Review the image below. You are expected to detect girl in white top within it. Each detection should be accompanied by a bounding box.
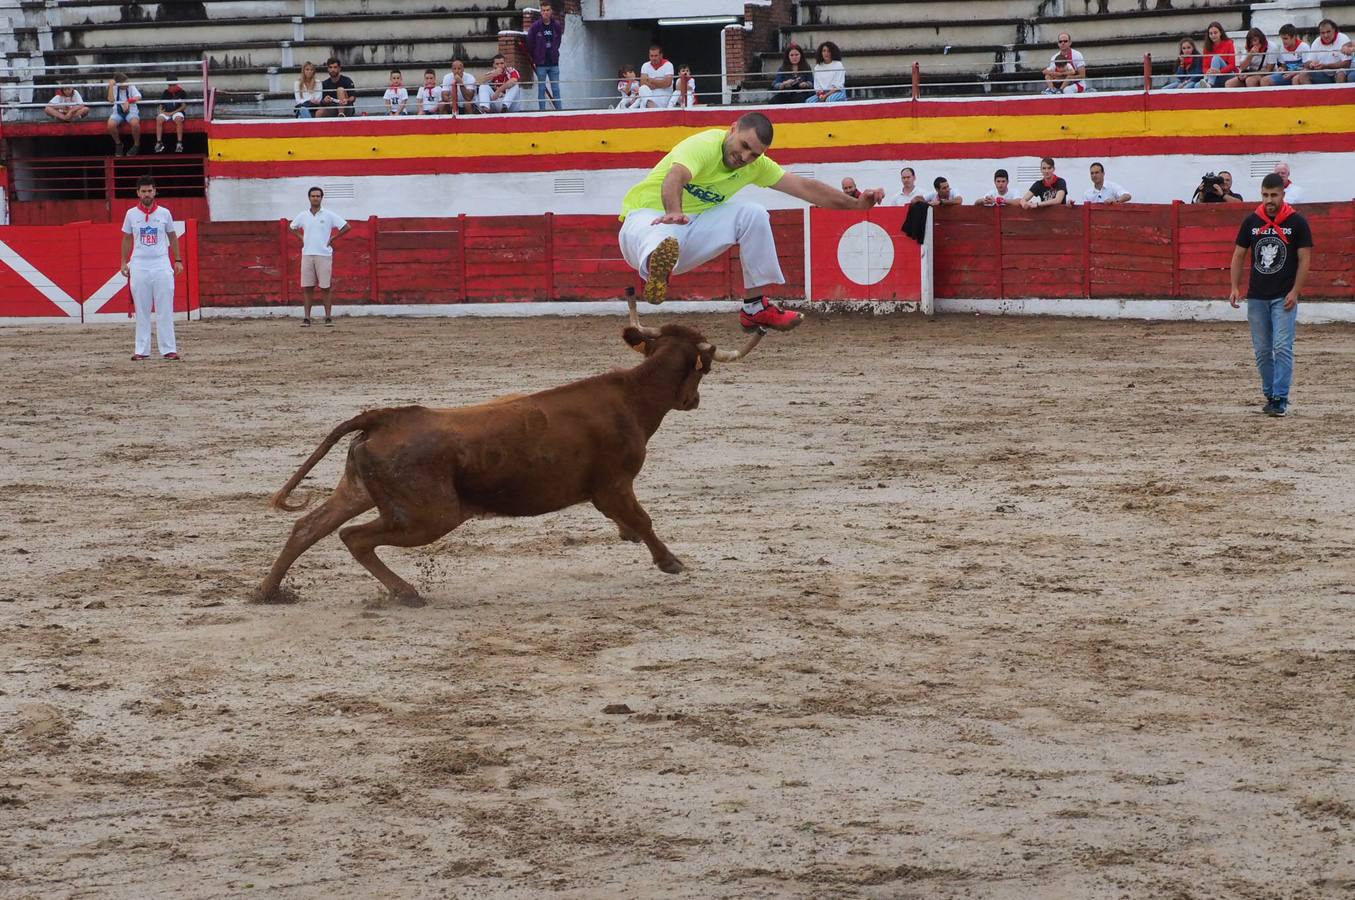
[414,69,443,114]
[441,60,477,114]
[806,41,846,103]
[45,86,89,121]
[294,61,322,118]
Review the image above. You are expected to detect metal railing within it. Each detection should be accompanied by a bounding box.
[0,59,210,123]
[6,154,206,202]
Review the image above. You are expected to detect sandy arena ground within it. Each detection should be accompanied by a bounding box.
[1,312,1353,899]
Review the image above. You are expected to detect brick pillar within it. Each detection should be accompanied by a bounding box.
[561,0,582,14]
[727,0,793,94]
[499,31,529,73]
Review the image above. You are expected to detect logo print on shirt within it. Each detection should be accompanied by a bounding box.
[138,225,159,247]
[684,183,726,205]
[1254,236,1286,275]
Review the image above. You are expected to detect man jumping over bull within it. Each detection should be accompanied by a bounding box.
[620,111,883,332]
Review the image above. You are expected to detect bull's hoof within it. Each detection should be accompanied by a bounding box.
[657,556,686,575]
[395,590,427,608]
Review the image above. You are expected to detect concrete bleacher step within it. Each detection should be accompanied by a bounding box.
[801,0,1042,25]
[48,0,519,26]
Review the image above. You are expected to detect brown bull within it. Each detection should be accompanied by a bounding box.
[257,315,762,606]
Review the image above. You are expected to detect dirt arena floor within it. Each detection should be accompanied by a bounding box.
[2,312,1353,899]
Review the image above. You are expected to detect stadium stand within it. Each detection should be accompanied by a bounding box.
[751,0,1355,97]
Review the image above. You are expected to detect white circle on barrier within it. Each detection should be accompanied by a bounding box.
[836,221,894,286]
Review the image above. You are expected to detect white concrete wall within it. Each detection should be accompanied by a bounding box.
[207,149,1349,221]
[581,0,747,20]
[560,16,654,109]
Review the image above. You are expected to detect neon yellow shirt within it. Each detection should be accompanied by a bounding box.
[620,129,786,220]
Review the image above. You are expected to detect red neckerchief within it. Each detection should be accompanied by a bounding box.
[1283,179,1292,189]
[1254,203,1295,243]
[139,202,158,222]
[1042,173,1059,189]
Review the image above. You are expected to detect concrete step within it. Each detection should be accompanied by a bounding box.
[785,22,1020,53]
[48,0,518,26]
[1046,8,1246,45]
[802,1,1041,25]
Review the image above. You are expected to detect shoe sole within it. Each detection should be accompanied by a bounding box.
[643,237,680,305]
[741,311,804,334]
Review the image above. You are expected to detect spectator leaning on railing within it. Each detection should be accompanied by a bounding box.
[1293,19,1352,85]
[1083,162,1131,204]
[772,44,814,104]
[106,73,142,156]
[442,59,477,115]
[1225,29,1276,88]
[806,41,846,103]
[1200,21,1237,88]
[1164,38,1204,89]
[294,61,323,118]
[669,64,699,109]
[45,85,90,121]
[1267,24,1310,86]
[1021,157,1067,208]
[975,169,1019,207]
[925,177,963,207]
[1043,33,1087,94]
[885,167,924,206]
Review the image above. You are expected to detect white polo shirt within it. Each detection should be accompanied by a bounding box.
[885,186,923,207]
[1084,182,1128,203]
[290,208,348,257]
[121,203,176,270]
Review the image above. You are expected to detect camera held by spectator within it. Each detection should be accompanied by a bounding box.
[1193,172,1228,203]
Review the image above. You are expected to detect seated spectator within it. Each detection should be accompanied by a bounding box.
[1293,18,1352,84]
[383,69,410,115]
[106,73,142,156]
[668,64,699,109]
[1266,24,1309,86]
[477,54,522,113]
[841,177,861,199]
[806,41,847,103]
[294,61,323,118]
[1043,33,1087,94]
[1200,22,1238,88]
[1226,28,1276,87]
[414,69,442,115]
[154,75,188,154]
[1273,161,1303,203]
[1344,37,1355,82]
[318,58,356,118]
[45,85,89,121]
[1020,157,1068,208]
[772,44,814,104]
[926,177,964,206]
[975,168,1019,206]
[1192,169,1243,203]
[616,65,641,110]
[884,167,924,206]
[1164,38,1204,89]
[637,44,674,108]
[1083,162,1131,203]
[442,59,477,114]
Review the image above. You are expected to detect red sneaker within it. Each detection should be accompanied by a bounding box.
[130,354,149,361]
[739,299,803,333]
[643,237,680,305]
[162,352,181,360]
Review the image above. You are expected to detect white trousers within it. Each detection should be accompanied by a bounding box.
[619,202,785,293]
[131,265,176,356]
[477,83,520,112]
[636,85,672,108]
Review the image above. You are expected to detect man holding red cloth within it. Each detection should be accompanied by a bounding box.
[1229,174,1313,418]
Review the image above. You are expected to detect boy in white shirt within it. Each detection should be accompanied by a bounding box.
[106,73,142,156]
[415,69,442,114]
[668,64,699,109]
[1267,24,1311,85]
[617,64,641,110]
[975,168,1020,206]
[120,175,183,360]
[441,59,477,114]
[382,69,409,114]
[289,186,352,327]
[637,45,674,108]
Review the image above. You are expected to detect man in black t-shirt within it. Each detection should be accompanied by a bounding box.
[1020,156,1068,208]
[318,57,356,117]
[1228,173,1313,417]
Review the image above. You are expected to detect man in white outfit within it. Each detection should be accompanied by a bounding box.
[289,186,351,326]
[120,175,183,361]
[619,111,883,333]
[637,45,674,109]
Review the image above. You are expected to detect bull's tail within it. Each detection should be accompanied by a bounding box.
[268,411,382,512]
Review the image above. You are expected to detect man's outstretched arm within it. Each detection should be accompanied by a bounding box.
[771,173,882,210]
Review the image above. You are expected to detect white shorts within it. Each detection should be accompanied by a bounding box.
[301,254,334,289]
[157,111,185,121]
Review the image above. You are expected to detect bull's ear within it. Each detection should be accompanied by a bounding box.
[622,326,648,353]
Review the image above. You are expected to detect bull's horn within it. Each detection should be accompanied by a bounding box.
[701,331,764,363]
[626,298,661,338]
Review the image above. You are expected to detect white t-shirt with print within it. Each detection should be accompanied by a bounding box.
[640,59,675,103]
[1084,182,1128,203]
[1308,33,1352,66]
[122,203,176,270]
[382,86,409,112]
[1276,41,1310,70]
[290,208,348,257]
[51,90,84,107]
[415,85,441,112]
[112,83,142,109]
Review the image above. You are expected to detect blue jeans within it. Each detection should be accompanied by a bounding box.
[1247,297,1298,401]
[537,65,561,109]
[805,90,847,102]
